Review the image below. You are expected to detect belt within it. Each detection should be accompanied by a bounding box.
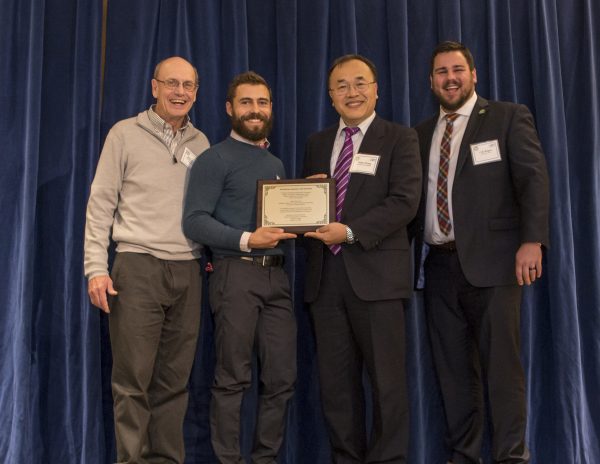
[237,255,285,267]
[427,241,457,253]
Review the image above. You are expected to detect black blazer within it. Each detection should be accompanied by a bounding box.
[302,115,421,302]
[413,97,550,287]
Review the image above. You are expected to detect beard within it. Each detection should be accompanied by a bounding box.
[230,110,273,142]
[434,79,475,112]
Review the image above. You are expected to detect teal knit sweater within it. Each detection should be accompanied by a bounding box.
[183,137,286,257]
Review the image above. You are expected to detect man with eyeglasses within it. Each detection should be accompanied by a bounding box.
[183,71,297,464]
[302,54,421,463]
[84,56,209,464]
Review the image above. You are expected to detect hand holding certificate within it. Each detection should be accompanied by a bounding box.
[248,226,297,248]
[256,178,336,233]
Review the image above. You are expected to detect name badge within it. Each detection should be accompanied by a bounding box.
[349,153,380,175]
[180,147,198,167]
[470,140,501,165]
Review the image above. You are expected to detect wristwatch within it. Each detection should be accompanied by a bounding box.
[345,226,357,244]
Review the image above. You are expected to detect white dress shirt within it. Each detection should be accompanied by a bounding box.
[330,111,377,174]
[424,92,478,244]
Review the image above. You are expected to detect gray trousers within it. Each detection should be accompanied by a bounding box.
[208,257,297,464]
[109,252,202,464]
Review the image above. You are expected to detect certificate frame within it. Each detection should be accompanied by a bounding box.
[256,179,336,233]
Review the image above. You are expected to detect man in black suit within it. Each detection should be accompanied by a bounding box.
[302,54,421,463]
[413,41,550,463]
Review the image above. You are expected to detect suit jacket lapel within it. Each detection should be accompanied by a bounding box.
[344,116,385,208]
[456,96,489,176]
[421,119,436,165]
[419,117,437,206]
[316,126,338,175]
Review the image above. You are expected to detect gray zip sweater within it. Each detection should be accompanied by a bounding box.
[84,110,210,279]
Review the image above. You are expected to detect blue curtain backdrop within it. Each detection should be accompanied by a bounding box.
[1,0,599,462]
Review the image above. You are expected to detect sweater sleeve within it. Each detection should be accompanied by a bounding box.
[83,127,125,278]
[182,149,245,251]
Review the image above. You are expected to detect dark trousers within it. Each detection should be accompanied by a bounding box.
[310,252,409,464]
[109,252,202,464]
[208,257,297,464]
[424,248,530,464]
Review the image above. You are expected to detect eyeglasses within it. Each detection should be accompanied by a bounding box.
[330,81,376,96]
[155,78,198,92]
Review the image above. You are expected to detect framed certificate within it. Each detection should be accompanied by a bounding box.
[256,179,336,233]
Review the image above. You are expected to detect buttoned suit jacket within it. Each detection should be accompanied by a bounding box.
[302,115,421,303]
[413,97,550,287]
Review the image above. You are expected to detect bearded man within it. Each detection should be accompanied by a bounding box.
[183,71,297,464]
[412,41,549,464]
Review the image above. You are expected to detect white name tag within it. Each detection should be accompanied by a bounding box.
[470,140,501,165]
[349,153,380,175]
[180,147,198,167]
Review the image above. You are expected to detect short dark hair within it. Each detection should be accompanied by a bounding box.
[327,54,378,88]
[153,56,199,85]
[430,41,475,75]
[226,71,272,103]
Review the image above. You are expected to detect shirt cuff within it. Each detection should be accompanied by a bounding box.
[240,231,252,252]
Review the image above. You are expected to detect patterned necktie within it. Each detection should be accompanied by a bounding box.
[330,126,360,255]
[437,113,459,235]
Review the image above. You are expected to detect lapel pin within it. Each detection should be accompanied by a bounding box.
[479,108,486,115]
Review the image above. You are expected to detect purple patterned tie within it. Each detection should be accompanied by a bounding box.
[329,126,360,255]
[437,113,459,235]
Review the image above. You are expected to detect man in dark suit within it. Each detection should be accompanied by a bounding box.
[302,54,421,463]
[413,41,550,463]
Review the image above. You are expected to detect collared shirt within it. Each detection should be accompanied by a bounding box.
[424,92,478,244]
[229,130,270,150]
[228,130,271,251]
[147,105,190,156]
[330,111,377,174]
